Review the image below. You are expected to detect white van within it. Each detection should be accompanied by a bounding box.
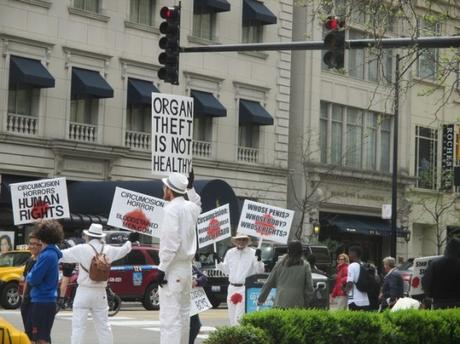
[408,255,441,298]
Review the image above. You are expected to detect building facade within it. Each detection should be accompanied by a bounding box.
[0,0,293,245]
[289,0,460,263]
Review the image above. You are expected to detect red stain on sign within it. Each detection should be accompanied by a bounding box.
[255,214,275,236]
[411,276,420,289]
[207,217,220,238]
[123,208,150,233]
[31,201,50,219]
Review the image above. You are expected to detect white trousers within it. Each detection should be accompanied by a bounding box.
[71,286,112,344]
[159,264,192,344]
[227,285,245,326]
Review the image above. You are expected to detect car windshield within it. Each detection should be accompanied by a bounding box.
[0,252,30,267]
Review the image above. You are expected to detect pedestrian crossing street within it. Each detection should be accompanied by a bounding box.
[56,313,216,340]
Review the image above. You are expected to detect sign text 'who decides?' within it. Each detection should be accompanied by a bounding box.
[152,95,194,174]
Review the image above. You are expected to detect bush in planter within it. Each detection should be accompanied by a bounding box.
[203,324,269,344]
[241,309,288,344]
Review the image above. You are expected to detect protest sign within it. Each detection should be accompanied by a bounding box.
[190,287,212,316]
[237,200,294,244]
[152,93,194,176]
[10,177,69,225]
[107,187,167,238]
[196,204,231,249]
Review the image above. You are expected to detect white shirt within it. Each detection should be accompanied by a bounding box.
[218,247,265,285]
[60,239,132,288]
[158,188,201,272]
[346,262,370,306]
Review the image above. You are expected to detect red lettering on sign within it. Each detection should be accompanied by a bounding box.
[255,213,275,236]
[31,201,49,219]
[123,208,150,232]
[207,217,220,238]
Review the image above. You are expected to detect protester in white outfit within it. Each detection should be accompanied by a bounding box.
[218,234,265,326]
[60,224,138,344]
[158,171,202,344]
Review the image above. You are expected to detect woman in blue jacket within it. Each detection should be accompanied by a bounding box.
[27,220,64,344]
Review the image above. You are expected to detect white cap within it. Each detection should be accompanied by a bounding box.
[162,172,188,194]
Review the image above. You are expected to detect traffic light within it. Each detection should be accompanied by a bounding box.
[158,5,181,85]
[323,16,345,69]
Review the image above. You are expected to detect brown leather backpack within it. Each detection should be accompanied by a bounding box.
[80,243,111,282]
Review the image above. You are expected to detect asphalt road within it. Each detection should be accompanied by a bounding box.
[0,303,230,344]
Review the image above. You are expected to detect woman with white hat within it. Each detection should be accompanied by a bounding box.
[218,233,265,326]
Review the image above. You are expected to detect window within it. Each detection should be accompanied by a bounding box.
[331,104,343,165]
[415,126,438,189]
[193,117,212,142]
[193,8,215,40]
[130,0,155,26]
[127,250,146,265]
[365,113,377,170]
[380,116,391,172]
[127,104,151,133]
[8,86,39,117]
[320,101,392,172]
[70,98,98,125]
[417,20,440,80]
[348,29,365,79]
[242,24,263,43]
[346,108,363,168]
[368,49,393,83]
[239,123,259,148]
[320,102,328,163]
[74,0,99,12]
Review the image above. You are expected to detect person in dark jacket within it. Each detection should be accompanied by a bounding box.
[26,220,64,344]
[379,256,404,310]
[257,240,314,308]
[189,264,207,344]
[422,238,460,309]
[21,230,41,340]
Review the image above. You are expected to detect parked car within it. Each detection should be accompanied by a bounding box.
[201,242,332,308]
[0,250,31,309]
[110,244,160,310]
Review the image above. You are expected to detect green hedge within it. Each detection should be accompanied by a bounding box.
[204,309,460,344]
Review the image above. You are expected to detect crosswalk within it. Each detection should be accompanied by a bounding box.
[56,313,216,339]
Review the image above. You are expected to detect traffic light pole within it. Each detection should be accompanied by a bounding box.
[391,54,400,259]
[179,35,460,258]
[180,36,460,53]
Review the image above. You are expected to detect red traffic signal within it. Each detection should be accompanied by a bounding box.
[323,16,345,69]
[158,5,181,85]
[160,6,179,20]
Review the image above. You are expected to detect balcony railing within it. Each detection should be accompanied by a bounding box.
[237,146,259,163]
[125,130,151,151]
[68,122,97,142]
[193,140,212,158]
[7,113,38,135]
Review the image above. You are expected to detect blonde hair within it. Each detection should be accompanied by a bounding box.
[338,253,349,264]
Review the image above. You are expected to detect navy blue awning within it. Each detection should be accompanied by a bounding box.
[67,179,240,229]
[9,56,55,88]
[128,78,159,105]
[322,213,406,237]
[71,67,114,100]
[239,99,273,125]
[194,0,230,13]
[191,90,227,118]
[243,0,277,25]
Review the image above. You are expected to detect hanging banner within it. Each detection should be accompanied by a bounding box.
[190,287,212,316]
[152,93,194,176]
[237,200,294,244]
[196,204,231,249]
[10,177,69,225]
[107,187,167,238]
[441,124,454,190]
